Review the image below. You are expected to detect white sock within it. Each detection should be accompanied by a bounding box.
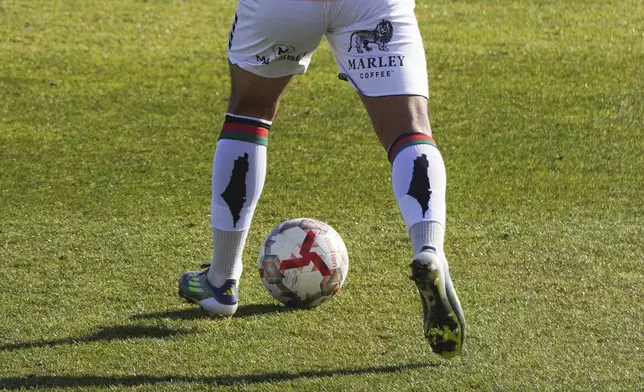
[207,114,270,287]
[389,132,447,254]
[208,228,249,287]
[409,220,445,255]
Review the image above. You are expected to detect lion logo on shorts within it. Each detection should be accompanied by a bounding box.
[347,20,394,54]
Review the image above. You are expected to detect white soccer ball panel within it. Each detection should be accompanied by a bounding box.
[297,270,324,298]
[282,268,300,290]
[282,225,309,245]
[270,230,305,260]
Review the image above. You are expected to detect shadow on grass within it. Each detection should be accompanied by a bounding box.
[0,362,440,389]
[132,303,295,320]
[0,325,193,352]
[3,304,296,352]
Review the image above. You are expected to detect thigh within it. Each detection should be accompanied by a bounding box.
[326,0,429,98]
[228,0,327,78]
[228,63,292,121]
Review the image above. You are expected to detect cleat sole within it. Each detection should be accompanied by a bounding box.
[411,254,465,359]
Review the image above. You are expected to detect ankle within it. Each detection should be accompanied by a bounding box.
[410,220,445,255]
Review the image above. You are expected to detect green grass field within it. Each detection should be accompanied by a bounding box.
[1,0,642,390]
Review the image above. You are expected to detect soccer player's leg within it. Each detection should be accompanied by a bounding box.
[179,0,325,317]
[178,66,292,317]
[326,0,466,356]
[362,95,466,358]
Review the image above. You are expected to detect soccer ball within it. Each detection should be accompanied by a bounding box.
[258,218,349,308]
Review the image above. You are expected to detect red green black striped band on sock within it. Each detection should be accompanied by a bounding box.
[387,132,436,163]
[219,116,270,146]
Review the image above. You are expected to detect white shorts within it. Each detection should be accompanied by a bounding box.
[227,0,428,98]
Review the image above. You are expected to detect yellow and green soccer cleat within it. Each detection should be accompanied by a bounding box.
[178,264,238,317]
[410,246,466,358]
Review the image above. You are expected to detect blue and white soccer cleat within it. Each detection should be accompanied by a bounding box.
[410,246,466,358]
[178,264,238,317]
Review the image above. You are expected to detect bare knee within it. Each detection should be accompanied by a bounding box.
[228,92,280,120]
[359,94,432,149]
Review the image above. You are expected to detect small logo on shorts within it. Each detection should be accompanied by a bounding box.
[347,20,394,53]
[256,44,307,65]
[273,44,295,57]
